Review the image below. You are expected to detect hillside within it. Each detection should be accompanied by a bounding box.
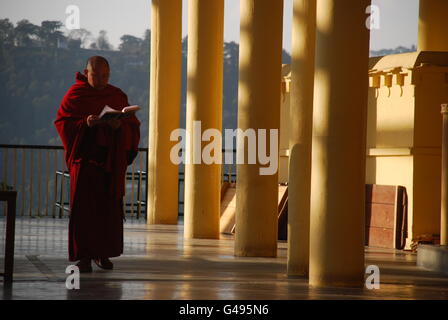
[0,40,291,147]
[0,18,415,147]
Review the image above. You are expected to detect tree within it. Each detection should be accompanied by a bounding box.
[143,29,150,43]
[97,30,112,50]
[119,34,142,54]
[15,19,39,47]
[141,29,150,53]
[68,28,92,48]
[39,20,64,47]
[182,36,188,55]
[67,38,81,50]
[0,19,15,46]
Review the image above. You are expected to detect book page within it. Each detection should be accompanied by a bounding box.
[99,105,119,118]
[122,105,140,113]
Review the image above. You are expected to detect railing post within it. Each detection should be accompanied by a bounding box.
[29,150,33,217]
[45,150,49,216]
[13,149,17,192]
[131,161,135,217]
[21,149,25,217]
[38,150,42,217]
[59,171,65,219]
[137,151,143,219]
[2,148,7,215]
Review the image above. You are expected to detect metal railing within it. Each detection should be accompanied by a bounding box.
[0,144,148,219]
[0,144,236,219]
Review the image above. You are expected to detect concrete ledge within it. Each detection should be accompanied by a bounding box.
[417,244,448,275]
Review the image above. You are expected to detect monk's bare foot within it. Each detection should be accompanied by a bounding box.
[94,258,113,270]
[76,258,92,273]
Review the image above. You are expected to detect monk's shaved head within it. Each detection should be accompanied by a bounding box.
[84,56,110,89]
[86,56,110,71]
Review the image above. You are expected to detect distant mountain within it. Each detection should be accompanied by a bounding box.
[0,19,291,147]
[1,18,414,147]
[370,45,417,57]
[0,45,148,146]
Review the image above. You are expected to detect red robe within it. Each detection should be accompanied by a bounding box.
[54,72,140,261]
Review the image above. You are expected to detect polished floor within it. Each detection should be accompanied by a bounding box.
[1,217,448,300]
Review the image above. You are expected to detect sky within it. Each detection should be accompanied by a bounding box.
[1,0,419,53]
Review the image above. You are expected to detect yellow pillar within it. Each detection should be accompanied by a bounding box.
[184,0,224,239]
[147,0,182,224]
[287,0,316,277]
[418,0,448,51]
[235,0,283,257]
[309,0,370,287]
[441,104,448,245]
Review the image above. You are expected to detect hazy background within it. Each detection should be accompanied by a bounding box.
[0,0,421,217]
[0,0,421,147]
[1,0,419,53]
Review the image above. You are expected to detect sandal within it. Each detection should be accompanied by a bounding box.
[94,258,114,270]
[76,259,92,273]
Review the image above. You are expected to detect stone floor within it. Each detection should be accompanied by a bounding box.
[1,217,448,300]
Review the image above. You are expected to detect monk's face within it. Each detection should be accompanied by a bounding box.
[84,63,110,90]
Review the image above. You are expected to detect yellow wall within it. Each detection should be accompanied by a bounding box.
[367,52,448,247]
[413,67,448,236]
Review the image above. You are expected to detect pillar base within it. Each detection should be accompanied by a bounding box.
[287,273,308,279]
[309,278,365,289]
[235,248,277,258]
[151,219,178,225]
[287,269,308,278]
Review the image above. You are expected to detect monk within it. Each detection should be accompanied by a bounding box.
[54,56,140,272]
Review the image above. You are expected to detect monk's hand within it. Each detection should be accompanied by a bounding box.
[107,119,121,130]
[87,115,102,127]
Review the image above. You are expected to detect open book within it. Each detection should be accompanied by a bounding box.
[99,105,140,120]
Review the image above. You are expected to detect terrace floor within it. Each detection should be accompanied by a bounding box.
[1,217,448,300]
